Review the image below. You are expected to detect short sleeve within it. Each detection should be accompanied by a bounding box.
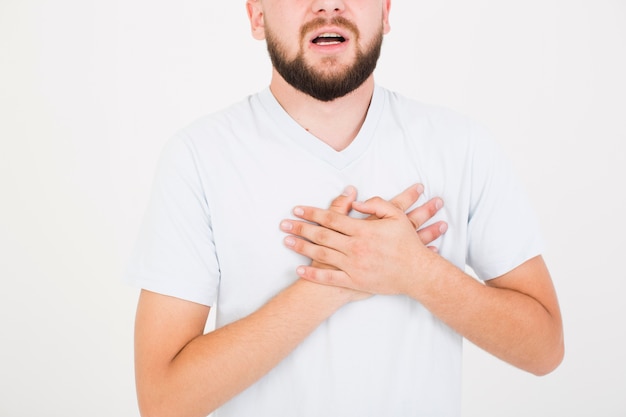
[466,123,544,280]
[124,133,220,306]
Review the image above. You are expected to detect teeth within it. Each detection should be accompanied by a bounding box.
[319,32,341,38]
[313,32,345,45]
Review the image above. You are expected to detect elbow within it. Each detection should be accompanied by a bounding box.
[530,337,565,377]
[137,397,191,417]
[136,389,178,417]
[137,393,167,417]
[138,401,187,417]
[529,311,565,376]
[137,386,219,417]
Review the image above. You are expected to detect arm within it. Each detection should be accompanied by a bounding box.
[135,280,356,417]
[134,185,446,417]
[281,196,564,375]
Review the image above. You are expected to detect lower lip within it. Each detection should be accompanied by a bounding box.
[308,39,350,54]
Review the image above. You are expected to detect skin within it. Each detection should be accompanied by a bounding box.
[135,185,447,417]
[133,1,564,416]
[281,198,564,375]
[247,0,391,150]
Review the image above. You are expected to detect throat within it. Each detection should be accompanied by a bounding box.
[270,70,375,151]
[301,111,366,152]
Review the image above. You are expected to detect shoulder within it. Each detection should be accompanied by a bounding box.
[377,86,496,154]
[177,90,267,144]
[380,87,470,129]
[156,90,271,166]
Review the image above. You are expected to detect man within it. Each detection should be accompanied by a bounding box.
[126,1,564,416]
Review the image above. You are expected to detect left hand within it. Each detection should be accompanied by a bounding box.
[281,193,443,296]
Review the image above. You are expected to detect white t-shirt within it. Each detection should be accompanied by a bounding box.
[126,86,543,417]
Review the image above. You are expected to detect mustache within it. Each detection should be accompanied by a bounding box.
[300,16,360,40]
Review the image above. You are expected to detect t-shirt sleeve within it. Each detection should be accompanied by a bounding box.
[124,133,220,306]
[466,123,545,281]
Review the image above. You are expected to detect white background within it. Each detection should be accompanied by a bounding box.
[1,0,625,416]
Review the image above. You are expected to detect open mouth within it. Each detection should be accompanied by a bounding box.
[312,33,346,46]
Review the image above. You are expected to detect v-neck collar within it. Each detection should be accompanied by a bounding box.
[257,85,385,170]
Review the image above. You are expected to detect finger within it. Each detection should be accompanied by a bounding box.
[351,196,403,220]
[284,235,345,267]
[281,218,351,252]
[316,184,356,268]
[328,185,358,215]
[417,221,448,246]
[292,206,359,236]
[388,183,424,212]
[296,265,357,290]
[406,197,444,229]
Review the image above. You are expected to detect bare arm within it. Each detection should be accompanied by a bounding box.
[134,280,356,417]
[408,253,563,375]
[133,185,446,417]
[281,196,564,375]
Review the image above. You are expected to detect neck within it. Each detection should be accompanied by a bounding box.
[269,69,375,151]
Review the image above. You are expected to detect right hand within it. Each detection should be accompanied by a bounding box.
[310,183,447,301]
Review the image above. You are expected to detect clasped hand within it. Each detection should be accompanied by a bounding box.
[280,184,447,296]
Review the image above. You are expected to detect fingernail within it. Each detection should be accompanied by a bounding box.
[416,184,424,194]
[284,237,296,247]
[280,221,293,231]
[435,199,444,210]
[439,222,448,233]
[342,185,356,196]
[296,266,306,276]
[293,207,304,216]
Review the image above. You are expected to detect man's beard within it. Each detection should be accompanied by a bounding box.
[265,17,383,102]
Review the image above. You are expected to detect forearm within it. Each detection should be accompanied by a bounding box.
[137,280,352,417]
[280,189,563,375]
[411,255,564,375]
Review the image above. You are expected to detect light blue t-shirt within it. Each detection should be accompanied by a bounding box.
[126,86,543,417]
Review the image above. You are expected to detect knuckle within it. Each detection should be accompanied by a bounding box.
[291,237,306,252]
[329,202,343,213]
[417,229,434,245]
[330,196,348,211]
[320,211,342,231]
[317,210,333,226]
[428,200,439,215]
[391,191,417,212]
[290,221,303,235]
[319,269,336,285]
[391,199,404,211]
[311,227,330,245]
[309,264,338,285]
[312,246,331,264]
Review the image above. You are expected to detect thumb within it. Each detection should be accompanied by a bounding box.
[352,196,400,219]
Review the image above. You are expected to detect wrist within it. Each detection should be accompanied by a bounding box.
[401,249,448,301]
[292,279,360,309]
